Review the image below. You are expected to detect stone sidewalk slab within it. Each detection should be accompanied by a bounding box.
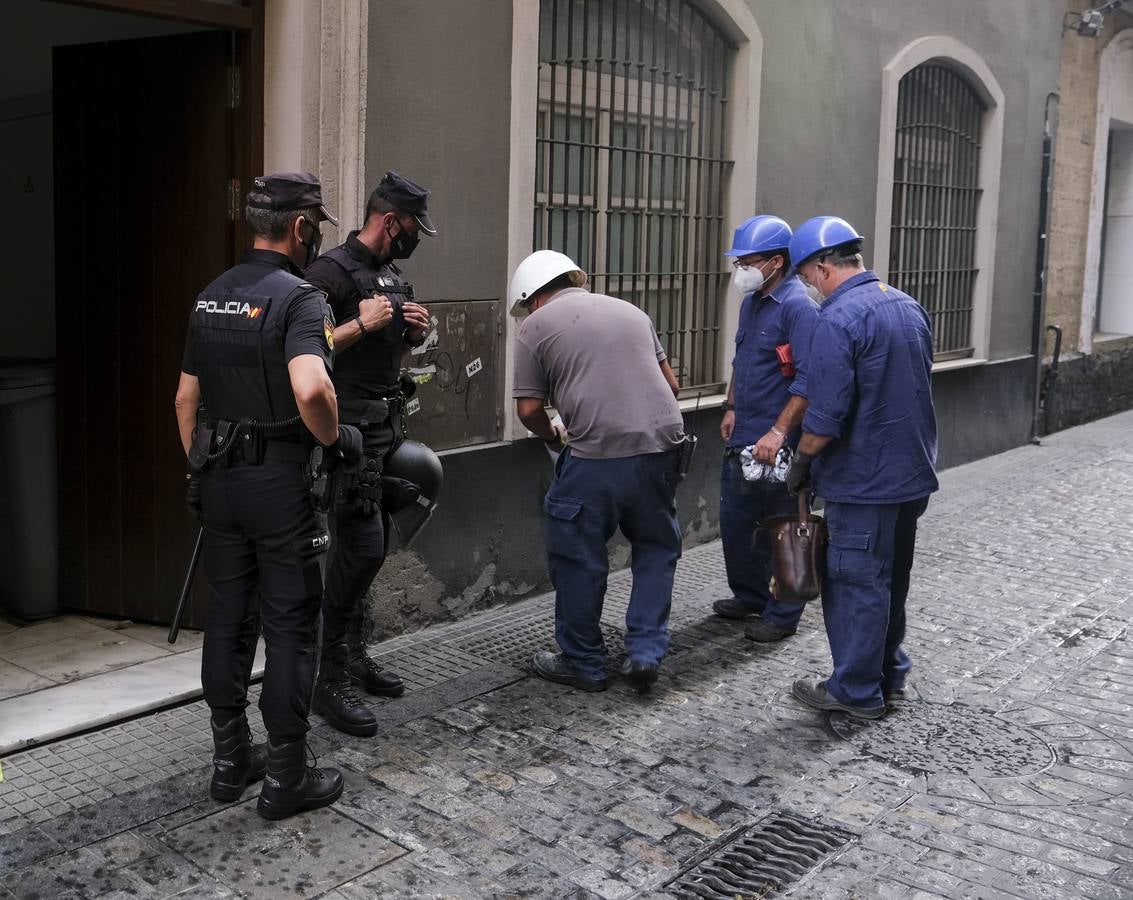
[0,640,267,755]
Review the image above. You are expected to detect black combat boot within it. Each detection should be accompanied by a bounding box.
[312,643,379,737]
[209,712,268,802]
[346,633,405,698]
[256,739,343,820]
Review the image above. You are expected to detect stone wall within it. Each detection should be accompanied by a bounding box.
[1040,339,1133,434]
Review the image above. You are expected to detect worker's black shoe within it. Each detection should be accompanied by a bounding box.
[619,658,660,693]
[744,618,797,643]
[712,596,760,620]
[532,650,607,692]
[791,679,885,720]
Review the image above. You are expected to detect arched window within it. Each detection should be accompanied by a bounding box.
[873,38,1004,367]
[889,63,986,360]
[535,0,735,390]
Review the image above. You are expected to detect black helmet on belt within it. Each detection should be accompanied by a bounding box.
[381,439,443,547]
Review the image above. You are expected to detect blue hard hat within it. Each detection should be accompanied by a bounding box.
[724,215,793,258]
[788,216,864,267]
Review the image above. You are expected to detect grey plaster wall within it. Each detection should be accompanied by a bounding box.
[365,0,514,305]
[932,358,1037,468]
[357,0,1066,638]
[747,0,1063,361]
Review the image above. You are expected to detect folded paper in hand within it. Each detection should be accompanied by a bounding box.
[741,444,793,482]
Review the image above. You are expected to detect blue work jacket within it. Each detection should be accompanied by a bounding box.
[802,271,939,504]
[730,275,819,448]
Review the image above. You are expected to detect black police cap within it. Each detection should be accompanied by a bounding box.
[374,170,436,236]
[248,171,338,226]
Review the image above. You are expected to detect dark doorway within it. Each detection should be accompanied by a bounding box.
[54,28,255,627]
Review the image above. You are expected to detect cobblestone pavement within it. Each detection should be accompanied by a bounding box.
[1,411,1132,899]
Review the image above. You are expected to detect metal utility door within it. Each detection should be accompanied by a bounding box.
[54,30,237,626]
[402,300,503,451]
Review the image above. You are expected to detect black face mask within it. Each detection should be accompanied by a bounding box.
[386,219,420,260]
[298,218,323,269]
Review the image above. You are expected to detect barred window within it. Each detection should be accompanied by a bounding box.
[889,63,986,360]
[536,0,734,391]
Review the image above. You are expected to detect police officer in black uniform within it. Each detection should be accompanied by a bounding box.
[303,171,435,736]
[174,172,363,819]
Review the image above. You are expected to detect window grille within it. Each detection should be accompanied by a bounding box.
[889,63,985,360]
[536,0,735,391]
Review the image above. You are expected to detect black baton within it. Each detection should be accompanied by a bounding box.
[168,526,203,644]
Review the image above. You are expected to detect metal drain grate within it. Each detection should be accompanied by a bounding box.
[668,810,852,898]
[830,702,1055,778]
[455,618,627,668]
[454,616,560,666]
[371,642,490,691]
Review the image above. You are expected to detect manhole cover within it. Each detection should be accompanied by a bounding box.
[831,702,1055,778]
[668,810,852,899]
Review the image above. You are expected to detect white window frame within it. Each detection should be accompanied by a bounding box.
[505,0,762,439]
[1081,28,1133,353]
[873,36,1005,371]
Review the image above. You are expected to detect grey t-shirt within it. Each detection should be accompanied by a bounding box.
[513,287,684,459]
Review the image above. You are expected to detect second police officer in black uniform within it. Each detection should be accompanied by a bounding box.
[174,172,364,819]
[304,171,437,736]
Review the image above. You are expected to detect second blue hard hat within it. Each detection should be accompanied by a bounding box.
[788,216,864,268]
[724,215,793,258]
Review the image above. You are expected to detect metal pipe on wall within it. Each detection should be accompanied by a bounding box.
[1030,91,1060,444]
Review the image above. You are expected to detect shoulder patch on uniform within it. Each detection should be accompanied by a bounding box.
[324,315,335,351]
[878,283,889,292]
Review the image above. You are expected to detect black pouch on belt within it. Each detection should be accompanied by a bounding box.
[353,450,383,517]
[306,445,334,512]
[187,425,215,474]
[338,397,390,428]
[213,420,239,463]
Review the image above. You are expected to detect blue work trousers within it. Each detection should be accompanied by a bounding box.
[821,496,930,707]
[544,447,683,681]
[719,453,803,627]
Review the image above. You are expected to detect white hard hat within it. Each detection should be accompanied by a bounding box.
[508,250,585,316]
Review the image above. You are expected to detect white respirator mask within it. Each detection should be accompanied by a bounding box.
[732,263,766,295]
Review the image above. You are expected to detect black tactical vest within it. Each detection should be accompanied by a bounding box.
[320,246,409,400]
[188,261,323,427]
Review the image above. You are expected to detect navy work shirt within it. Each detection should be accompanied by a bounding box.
[802,271,939,504]
[730,275,819,447]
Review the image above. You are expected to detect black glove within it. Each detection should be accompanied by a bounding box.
[785,450,815,497]
[330,424,364,468]
[186,472,202,518]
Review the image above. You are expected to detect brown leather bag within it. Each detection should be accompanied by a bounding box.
[763,494,828,603]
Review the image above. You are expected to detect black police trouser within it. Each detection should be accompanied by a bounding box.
[200,463,325,743]
[321,416,399,650]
